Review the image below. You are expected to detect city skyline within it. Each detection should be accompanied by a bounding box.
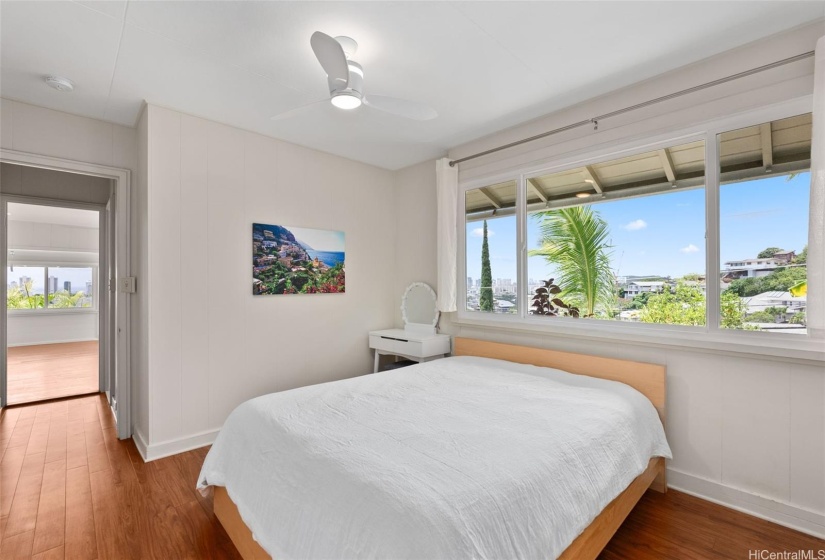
[7,266,95,295]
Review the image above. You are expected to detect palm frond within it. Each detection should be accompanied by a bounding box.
[529,207,615,316]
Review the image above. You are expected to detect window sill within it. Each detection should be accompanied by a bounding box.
[451,313,825,365]
[8,308,98,317]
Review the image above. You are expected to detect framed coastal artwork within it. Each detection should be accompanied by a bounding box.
[252,223,345,295]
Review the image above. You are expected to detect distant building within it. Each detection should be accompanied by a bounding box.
[86,281,94,295]
[723,257,785,280]
[742,291,806,315]
[494,300,515,313]
[64,281,71,292]
[624,281,667,297]
[48,276,58,294]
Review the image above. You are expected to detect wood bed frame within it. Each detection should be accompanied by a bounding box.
[213,337,667,560]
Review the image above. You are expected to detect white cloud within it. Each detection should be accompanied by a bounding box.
[680,244,700,254]
[471,227,494,238]
[623,219,647,231]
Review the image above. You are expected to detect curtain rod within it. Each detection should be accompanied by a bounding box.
[449,50,815,167]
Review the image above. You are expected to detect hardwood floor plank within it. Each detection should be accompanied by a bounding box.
[32,545,65,560]
[65,420,88,471]
[64,465,97,560]
[89,469,141,560]
[100,427,136,486]
[0,528,34,559]
[0,445,27,518]
[32,459,67,555]
[3,451,46,537]
[7,341,99,405]
[5,416,35,452]
[45,417,67,465]
[83,420,109,475]
[175,499,243,560]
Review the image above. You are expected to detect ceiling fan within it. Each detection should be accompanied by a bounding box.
[271,32,437,121]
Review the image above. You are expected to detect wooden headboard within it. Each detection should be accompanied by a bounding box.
[453,337,666,427]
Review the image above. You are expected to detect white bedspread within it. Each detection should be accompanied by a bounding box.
[197,356,671,560]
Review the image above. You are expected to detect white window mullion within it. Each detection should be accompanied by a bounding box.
[43,266,50,309]
[705,134,721,334]
[516,175,527,319]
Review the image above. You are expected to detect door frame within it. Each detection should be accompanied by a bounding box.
[0,149,132,439]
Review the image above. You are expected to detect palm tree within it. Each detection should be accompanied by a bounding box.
[529,206,614,317]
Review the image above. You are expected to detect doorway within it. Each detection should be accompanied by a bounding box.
[0,155,131,439]
[5,201,104,404]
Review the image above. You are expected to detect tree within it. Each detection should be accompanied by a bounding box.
[794,245,808,264]
[479,220,493,312]
[49,290,89,308]
[726,267,807,297]
[720,289,748,329]
[639,283,705,326]
[7,279,44,309]
[529,206,614,317]
[757,247,783,258]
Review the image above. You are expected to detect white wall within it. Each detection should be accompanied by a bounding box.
[7,220,99,252]
[393,23,825,537]
[138,105,396,457]
[7,313,98,347]
[0,98,142,432]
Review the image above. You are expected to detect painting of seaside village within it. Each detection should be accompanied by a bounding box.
[253,223,345,295]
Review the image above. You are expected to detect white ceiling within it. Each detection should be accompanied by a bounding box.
[8,202,99,228]
[1,1,823,170]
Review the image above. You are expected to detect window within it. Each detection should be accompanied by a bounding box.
[6,266,46,309]
[465,180,517,314]
[719,114,811,333]
[526,140,706,325]
[459,108,816,348]
[6,265,96,310]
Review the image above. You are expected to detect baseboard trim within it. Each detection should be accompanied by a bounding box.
[7,337,99,348]
[135,428,220,462]
[667,468,825,539]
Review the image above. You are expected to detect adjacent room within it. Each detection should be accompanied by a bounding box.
[5,199,101,404]
[0,2,823,559]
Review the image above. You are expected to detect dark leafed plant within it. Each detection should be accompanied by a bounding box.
[531,279,580,317]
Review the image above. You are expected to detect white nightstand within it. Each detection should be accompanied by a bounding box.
[369,329,452,373]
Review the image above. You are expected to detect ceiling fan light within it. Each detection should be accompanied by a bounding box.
[331,93,362,110]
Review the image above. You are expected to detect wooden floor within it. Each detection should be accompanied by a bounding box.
[7,342,99,405]
[1,395,822,560]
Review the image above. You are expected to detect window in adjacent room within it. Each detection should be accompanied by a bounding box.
[6,265,96,310]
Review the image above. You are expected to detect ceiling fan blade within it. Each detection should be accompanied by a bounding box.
[270,98,328,121]
[310,31,349,87]
[364,95,437,121]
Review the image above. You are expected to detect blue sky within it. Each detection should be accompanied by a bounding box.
[290,226,345,252]
[466,172,810,282]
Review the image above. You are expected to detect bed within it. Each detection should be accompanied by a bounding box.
[197,337,670,560]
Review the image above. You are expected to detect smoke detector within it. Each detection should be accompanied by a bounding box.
[44,75,74,92]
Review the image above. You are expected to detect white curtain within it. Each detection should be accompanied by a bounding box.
[436,157,458,312]
[808,35,825,338]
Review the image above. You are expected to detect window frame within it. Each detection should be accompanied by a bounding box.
[456,96,822,361]
[7,262,99,315]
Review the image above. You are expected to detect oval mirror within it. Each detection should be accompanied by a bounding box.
[402,282,439,335]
